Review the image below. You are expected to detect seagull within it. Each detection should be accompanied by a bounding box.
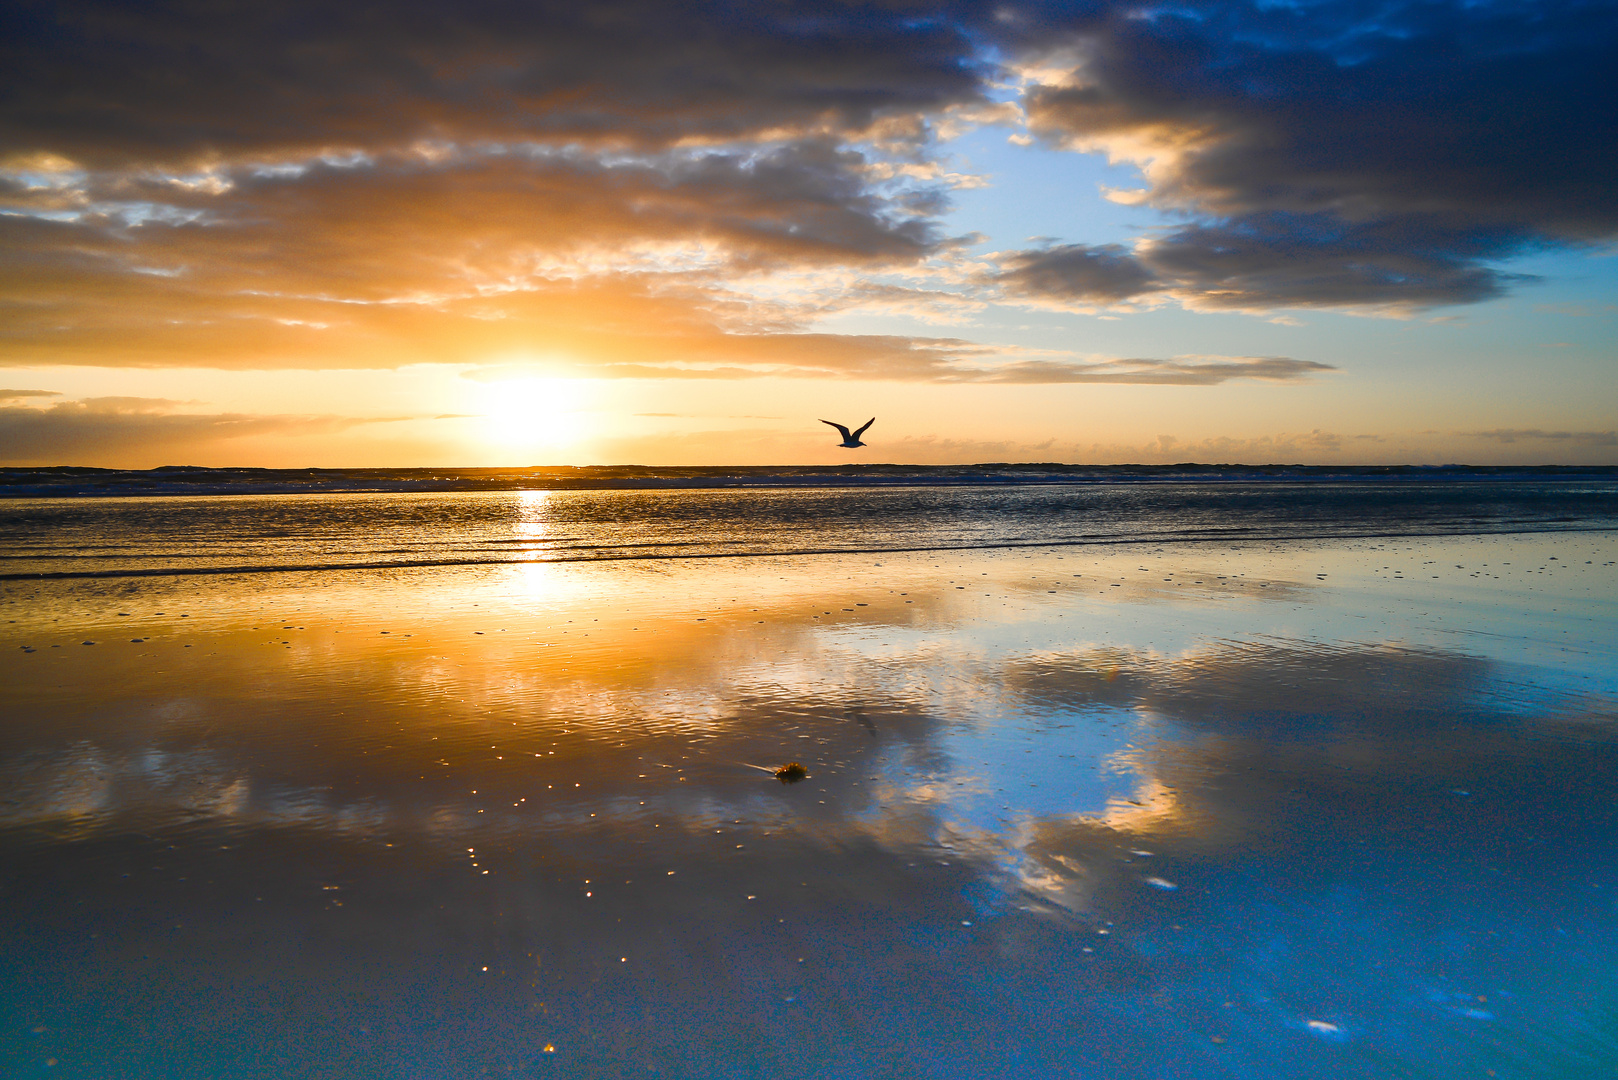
[820,417,875,448]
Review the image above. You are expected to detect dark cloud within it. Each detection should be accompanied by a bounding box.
[0,388,60,401]
[992,220,1523,311]
[991,242,1161,304]
[1015,0,1618,309]
[0,0,990,167]
[1134,213,1526,310]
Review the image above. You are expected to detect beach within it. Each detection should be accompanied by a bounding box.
[3,482,1617,1077]
[7,0,1614,1069]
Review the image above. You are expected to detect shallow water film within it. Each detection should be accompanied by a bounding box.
[3,488,1618,1078]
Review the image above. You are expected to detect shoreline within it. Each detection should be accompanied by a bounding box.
[5,521,1618,582]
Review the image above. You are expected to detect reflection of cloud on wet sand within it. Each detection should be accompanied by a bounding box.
[14,628,1609,918]
[1001,641,1618,916]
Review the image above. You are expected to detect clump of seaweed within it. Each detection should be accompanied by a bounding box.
[774,762,809,783]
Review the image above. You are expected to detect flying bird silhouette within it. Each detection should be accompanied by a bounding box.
[820,417,875,448]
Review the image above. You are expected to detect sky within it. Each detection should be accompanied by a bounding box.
[1,0,1615,468]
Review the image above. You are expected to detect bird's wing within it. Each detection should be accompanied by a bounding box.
[820,419,853,439]
[852,417,876,438]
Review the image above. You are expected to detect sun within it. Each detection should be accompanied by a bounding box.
[478,377,588,450]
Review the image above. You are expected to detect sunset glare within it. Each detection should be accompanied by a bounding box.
[479,378,589,451]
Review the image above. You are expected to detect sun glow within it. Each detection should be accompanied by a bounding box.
[478,377,589,450]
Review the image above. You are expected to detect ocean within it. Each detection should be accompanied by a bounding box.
[2,470,1616,1077]
[4,464,1616,580]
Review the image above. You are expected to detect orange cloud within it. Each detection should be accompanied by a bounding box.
[0,397,426,465]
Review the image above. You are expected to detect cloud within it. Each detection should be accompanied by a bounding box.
[0,136,997,369]
[991,221,1523,313]
[2,144,1337,388]
[0,1,991,168]
[0,397,421,464]
[0,388,60,401]
[1132,214,1524,311]
[1014,0,1618,310]
[821,282,989,325]
[466,349,1332,385]
[4,139,948,283]
[991,243,1161,305]
[950,355,1333,385]
[1463,428,1618,447]
[2,0,1611,387]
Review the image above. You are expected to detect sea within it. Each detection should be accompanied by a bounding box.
[2,466,1617,1078]
[4,464,1616,579]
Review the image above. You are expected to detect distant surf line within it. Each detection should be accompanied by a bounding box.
[3,522,1612,581]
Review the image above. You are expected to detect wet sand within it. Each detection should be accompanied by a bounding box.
[3,533,1617,1078]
